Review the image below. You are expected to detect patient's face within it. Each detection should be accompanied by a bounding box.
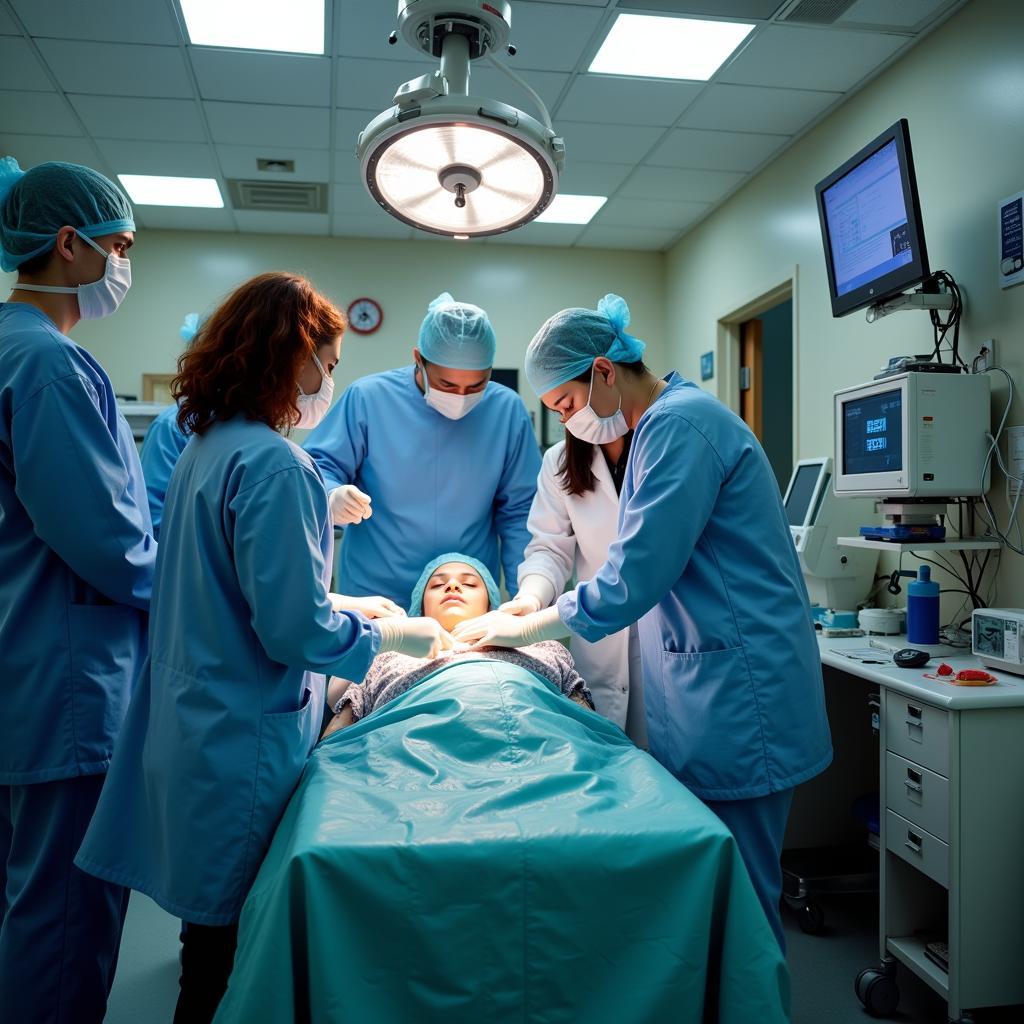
[422,562,490,633]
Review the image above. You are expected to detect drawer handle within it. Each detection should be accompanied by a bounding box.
[905,718,924,735]
[905,830,923,855]
[904,769,923,794]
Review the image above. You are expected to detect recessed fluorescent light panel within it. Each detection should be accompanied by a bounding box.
[180,0,325,54]
[118,175,225,208]
[535,194,607,224]
[589,14,754,81]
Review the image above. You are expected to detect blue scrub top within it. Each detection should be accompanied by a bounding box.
[139,402,188,539]
[0,302,155,785]
[558,372,832,801]
[304,366,541,607]
[76,417,381,925]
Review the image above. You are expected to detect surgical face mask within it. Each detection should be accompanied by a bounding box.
[15,231,131,320]
[295,352,334,429]
[564,365,629,444]
[419,360,485,421]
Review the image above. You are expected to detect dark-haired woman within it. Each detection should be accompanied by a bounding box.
[75,272,453,1023]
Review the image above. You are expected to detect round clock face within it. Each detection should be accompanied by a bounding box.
[347,297,383,335]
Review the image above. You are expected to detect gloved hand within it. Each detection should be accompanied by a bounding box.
[498,594,542,616]
[329,594,407,620]
[376,616,459,659]
[451,606,568,650]
[498,574,554,616]
[329,484,372,526]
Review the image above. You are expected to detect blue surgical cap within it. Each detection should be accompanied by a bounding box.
[525,294,646,397]
[0,157,135,273]
[417,292,496,370]
[409,552,501,616]
[180,313,201,344]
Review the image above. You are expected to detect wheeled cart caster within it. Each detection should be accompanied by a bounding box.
[855,966,900,1017]
[797,900,824,934]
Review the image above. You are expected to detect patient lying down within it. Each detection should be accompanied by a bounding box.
[323,553,592,739]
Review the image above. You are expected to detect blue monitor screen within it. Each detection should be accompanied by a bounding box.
[823,139,913,298]
[843,389,903,476]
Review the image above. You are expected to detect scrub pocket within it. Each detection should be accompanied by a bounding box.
[67,603,145,767]
[659,647,766,797]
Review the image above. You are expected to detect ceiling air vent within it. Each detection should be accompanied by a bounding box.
[777,0,859,24]
[228,179,327,213]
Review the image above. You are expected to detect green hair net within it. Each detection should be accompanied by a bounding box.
[409,552,500,616]
[0,158,135,272]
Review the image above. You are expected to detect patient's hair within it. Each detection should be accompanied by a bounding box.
[558,359,648,496]
[173,272,345,436]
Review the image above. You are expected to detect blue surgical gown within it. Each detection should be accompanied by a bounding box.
[0,302,155,784]
[75,417,381,925]
[558,372,832,802]
[304,366,541,606]
[139,402,188,539]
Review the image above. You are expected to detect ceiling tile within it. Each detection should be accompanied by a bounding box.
[615,0,782,15]
[334,0,408,62]
[136,207,235,231]
[0,132,98,167]
[470,66,569,113]
[11,0,179,45]
[95,139,218,177]
[0,6,19,33]
[597,196,709,229]
[555,120,664,164]
[677,83,840,134]
[646,127,788,170]
[216,145,330,182]
[204,102,330,148]
[498,1,605,72]
[717,25,907,91]
[575,225,680,250]
[70,95,205,143]
[0,91,81,135]
[556,76,703,127]
[331,213,413,240]
[191,49,331,107]
[621,165,746,202]
[332,184,386,219]
[485,222,585,246]
[557,161,634,196]
[838,0,954,30]
[336,56,433,110]
[0,37,53,91]
[37,40,191,98]
[234,211,329,235]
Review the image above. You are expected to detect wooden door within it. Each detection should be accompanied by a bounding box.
[739,318,763,440]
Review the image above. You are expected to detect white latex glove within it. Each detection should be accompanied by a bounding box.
[499,574,555,616]
[329,484,372,526]
[376,616,459,660]
[498,593,542,616]
[329,593,407,620]
[451,607,568,650]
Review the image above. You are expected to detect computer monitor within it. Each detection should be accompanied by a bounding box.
[833,371,991,499]
[784,460,829,527]
[815,119,930,317]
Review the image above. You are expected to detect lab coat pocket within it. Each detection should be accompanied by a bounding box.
[67,603,146,766]
[659,646,765,798]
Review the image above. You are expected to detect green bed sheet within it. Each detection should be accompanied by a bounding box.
[215,658,789,1023]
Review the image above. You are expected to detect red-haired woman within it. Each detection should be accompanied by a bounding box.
[74,272,453,1022]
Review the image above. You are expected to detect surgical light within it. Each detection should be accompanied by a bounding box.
[179,0,325,55]
[357,0,565,238]
[117,175,225,208]
[590,14,754,81]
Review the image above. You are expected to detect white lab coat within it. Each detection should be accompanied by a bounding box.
[519,442,646,743]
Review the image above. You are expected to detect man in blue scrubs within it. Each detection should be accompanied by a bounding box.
[305,292,541,607]
[0,158,155,1023]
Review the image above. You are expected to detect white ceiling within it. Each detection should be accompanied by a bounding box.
[0,0,966,251]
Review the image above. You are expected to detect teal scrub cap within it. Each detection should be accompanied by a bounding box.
[525,293,646,397]
[0,157,135,273]
[409,552,501,616]
[417,292,496,371]
[180,313,201,343]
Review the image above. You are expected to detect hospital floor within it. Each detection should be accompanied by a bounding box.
[106,892,1021,1023]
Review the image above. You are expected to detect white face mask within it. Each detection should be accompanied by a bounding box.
[15,230,131,320]
[295,352,334,429]
[420,360,485,421]
[564,365,629,444]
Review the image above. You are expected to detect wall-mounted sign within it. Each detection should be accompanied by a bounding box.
[700,351,714,381]
[999,190,1024,289]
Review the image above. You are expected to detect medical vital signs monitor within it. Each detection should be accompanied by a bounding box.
[833,371,991,499]
[815,119,930,318]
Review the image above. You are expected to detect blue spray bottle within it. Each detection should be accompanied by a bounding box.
[906,565,940,644]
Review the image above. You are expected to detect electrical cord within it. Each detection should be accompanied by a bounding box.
[975,366,1024,554]
[484,53,553,131]
[927,271,965,368]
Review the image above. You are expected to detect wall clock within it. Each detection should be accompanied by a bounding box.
[347,297,383,335]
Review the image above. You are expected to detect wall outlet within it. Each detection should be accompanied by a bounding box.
[963,337,996,371]
[1008,424,1024,500]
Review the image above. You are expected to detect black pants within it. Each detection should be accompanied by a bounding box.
[174,921,239,1024]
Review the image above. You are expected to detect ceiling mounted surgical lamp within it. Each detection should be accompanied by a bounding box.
[357,0,566,239]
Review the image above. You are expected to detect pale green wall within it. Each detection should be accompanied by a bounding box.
[664,0,1024,609]
[2,233,666,423]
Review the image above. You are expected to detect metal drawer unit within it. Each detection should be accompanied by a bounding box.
[885,809,949,887]
[885,693,950,776]
[885,752,950,843]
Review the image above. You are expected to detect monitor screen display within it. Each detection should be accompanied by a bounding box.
[823,139,913,298]
[842,389,903,476]
[785,464,823,526]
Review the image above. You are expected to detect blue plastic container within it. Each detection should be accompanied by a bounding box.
[906,565,940,644]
